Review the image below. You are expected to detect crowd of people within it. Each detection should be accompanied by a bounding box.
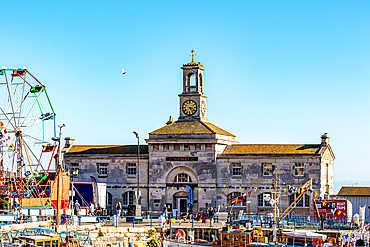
[161,205,217,226]
[73,200,102,216]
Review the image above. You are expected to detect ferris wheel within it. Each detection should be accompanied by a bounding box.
[0,67,57,182]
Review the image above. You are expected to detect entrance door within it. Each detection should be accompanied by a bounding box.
[179,199,187,214]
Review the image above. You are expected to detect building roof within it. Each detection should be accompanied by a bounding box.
[222,144,321,156]
[65,145,148,155]
[337,187,370,196]
[149,120,235,137]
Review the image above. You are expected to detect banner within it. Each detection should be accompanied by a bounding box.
[186,185,193,207]
[90,176,99,207]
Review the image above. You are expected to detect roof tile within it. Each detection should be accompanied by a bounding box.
[222,144,321,155]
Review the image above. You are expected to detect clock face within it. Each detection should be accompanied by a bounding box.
[201,101,207,117]
[182,100,197,116]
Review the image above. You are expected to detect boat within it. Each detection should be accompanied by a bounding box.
[163,226,285,247]
[282,230,327,245]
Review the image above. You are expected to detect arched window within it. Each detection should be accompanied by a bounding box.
[122,191,135,206]
[186,73,197,92]
[227,192,246,207]
[174,173,192,183]
[289,193,309,208]
[258,193,272,207]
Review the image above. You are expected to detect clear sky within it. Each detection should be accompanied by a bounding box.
[1,1,369,191]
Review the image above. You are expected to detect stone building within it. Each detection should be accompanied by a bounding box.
[64,53,335,216]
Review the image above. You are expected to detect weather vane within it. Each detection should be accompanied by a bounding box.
[190,50,196,62]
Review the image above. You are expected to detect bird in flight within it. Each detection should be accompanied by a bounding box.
[122,68,127,74]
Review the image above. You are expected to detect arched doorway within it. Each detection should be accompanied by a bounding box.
[166,166,198,214]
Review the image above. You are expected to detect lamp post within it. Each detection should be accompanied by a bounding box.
[133,132,140,215]
[71,168,79,210]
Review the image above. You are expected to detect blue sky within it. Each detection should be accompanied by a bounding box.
[1,1,369,191]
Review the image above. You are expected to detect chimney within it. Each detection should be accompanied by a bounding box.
[321,133,329,146]
[166,116,174,125]
[64,137,75,148]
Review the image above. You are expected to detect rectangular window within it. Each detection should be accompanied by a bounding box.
[262,163,273,176]
[294,163,304,176]
[153,144,159,151]
[184,144,190,151]
[205,144,212,150]
[195,144,201,150]
[232,163,242,176]
[163,144,170,151]
[126,163,136,177]
[174,144,180,151]
[98,163,108,176]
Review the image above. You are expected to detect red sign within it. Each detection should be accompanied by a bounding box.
[314,200,351,220]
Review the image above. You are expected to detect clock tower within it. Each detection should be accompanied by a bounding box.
[178,50,208,121]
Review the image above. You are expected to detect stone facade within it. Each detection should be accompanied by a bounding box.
[64,54,335,216]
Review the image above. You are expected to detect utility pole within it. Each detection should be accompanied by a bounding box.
[55,124,65,225]
[133,131,141,217]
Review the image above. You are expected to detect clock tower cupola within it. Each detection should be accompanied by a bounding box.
[178,50,208,121]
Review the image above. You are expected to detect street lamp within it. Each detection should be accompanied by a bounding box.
[71,168,79,210]
[133,131,140,216]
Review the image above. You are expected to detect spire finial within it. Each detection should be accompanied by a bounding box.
[190,50,196,62]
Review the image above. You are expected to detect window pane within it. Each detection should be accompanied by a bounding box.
[174,173,191,183]
[263,163,273,176]
[153,144,159,151]
[205,144,212,150]
[127,163,136,176]
[129,191,134,205]
[163,144,170,151]
[195,144,201,150]
[122,193,128,205]
[98,163,108,175]
[294,163,304,176]
[232,163,241,176]
[174,144,180,150]
[184,144,190,151]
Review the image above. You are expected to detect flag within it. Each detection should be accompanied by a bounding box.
[334,210,342,219]
[314,191,319,199]
[322,200,327,208]
[365,223,370,231]
[8,143,14,150]
[248,190,252,197]
[43,144,56,152]
[288,185,293,193]
[0,70,4,76]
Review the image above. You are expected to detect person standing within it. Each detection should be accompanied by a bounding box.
[74,200,81,216]
[89,202,95,216]
[162,204,168,217]
[349,233,356,247]
[116,202,122,216]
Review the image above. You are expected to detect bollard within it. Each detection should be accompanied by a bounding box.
[150,215,152,228]
[192,214,194,228]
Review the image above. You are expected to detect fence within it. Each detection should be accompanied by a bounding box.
[0,208,364,232]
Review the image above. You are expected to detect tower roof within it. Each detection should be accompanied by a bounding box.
[149,120,235,137]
